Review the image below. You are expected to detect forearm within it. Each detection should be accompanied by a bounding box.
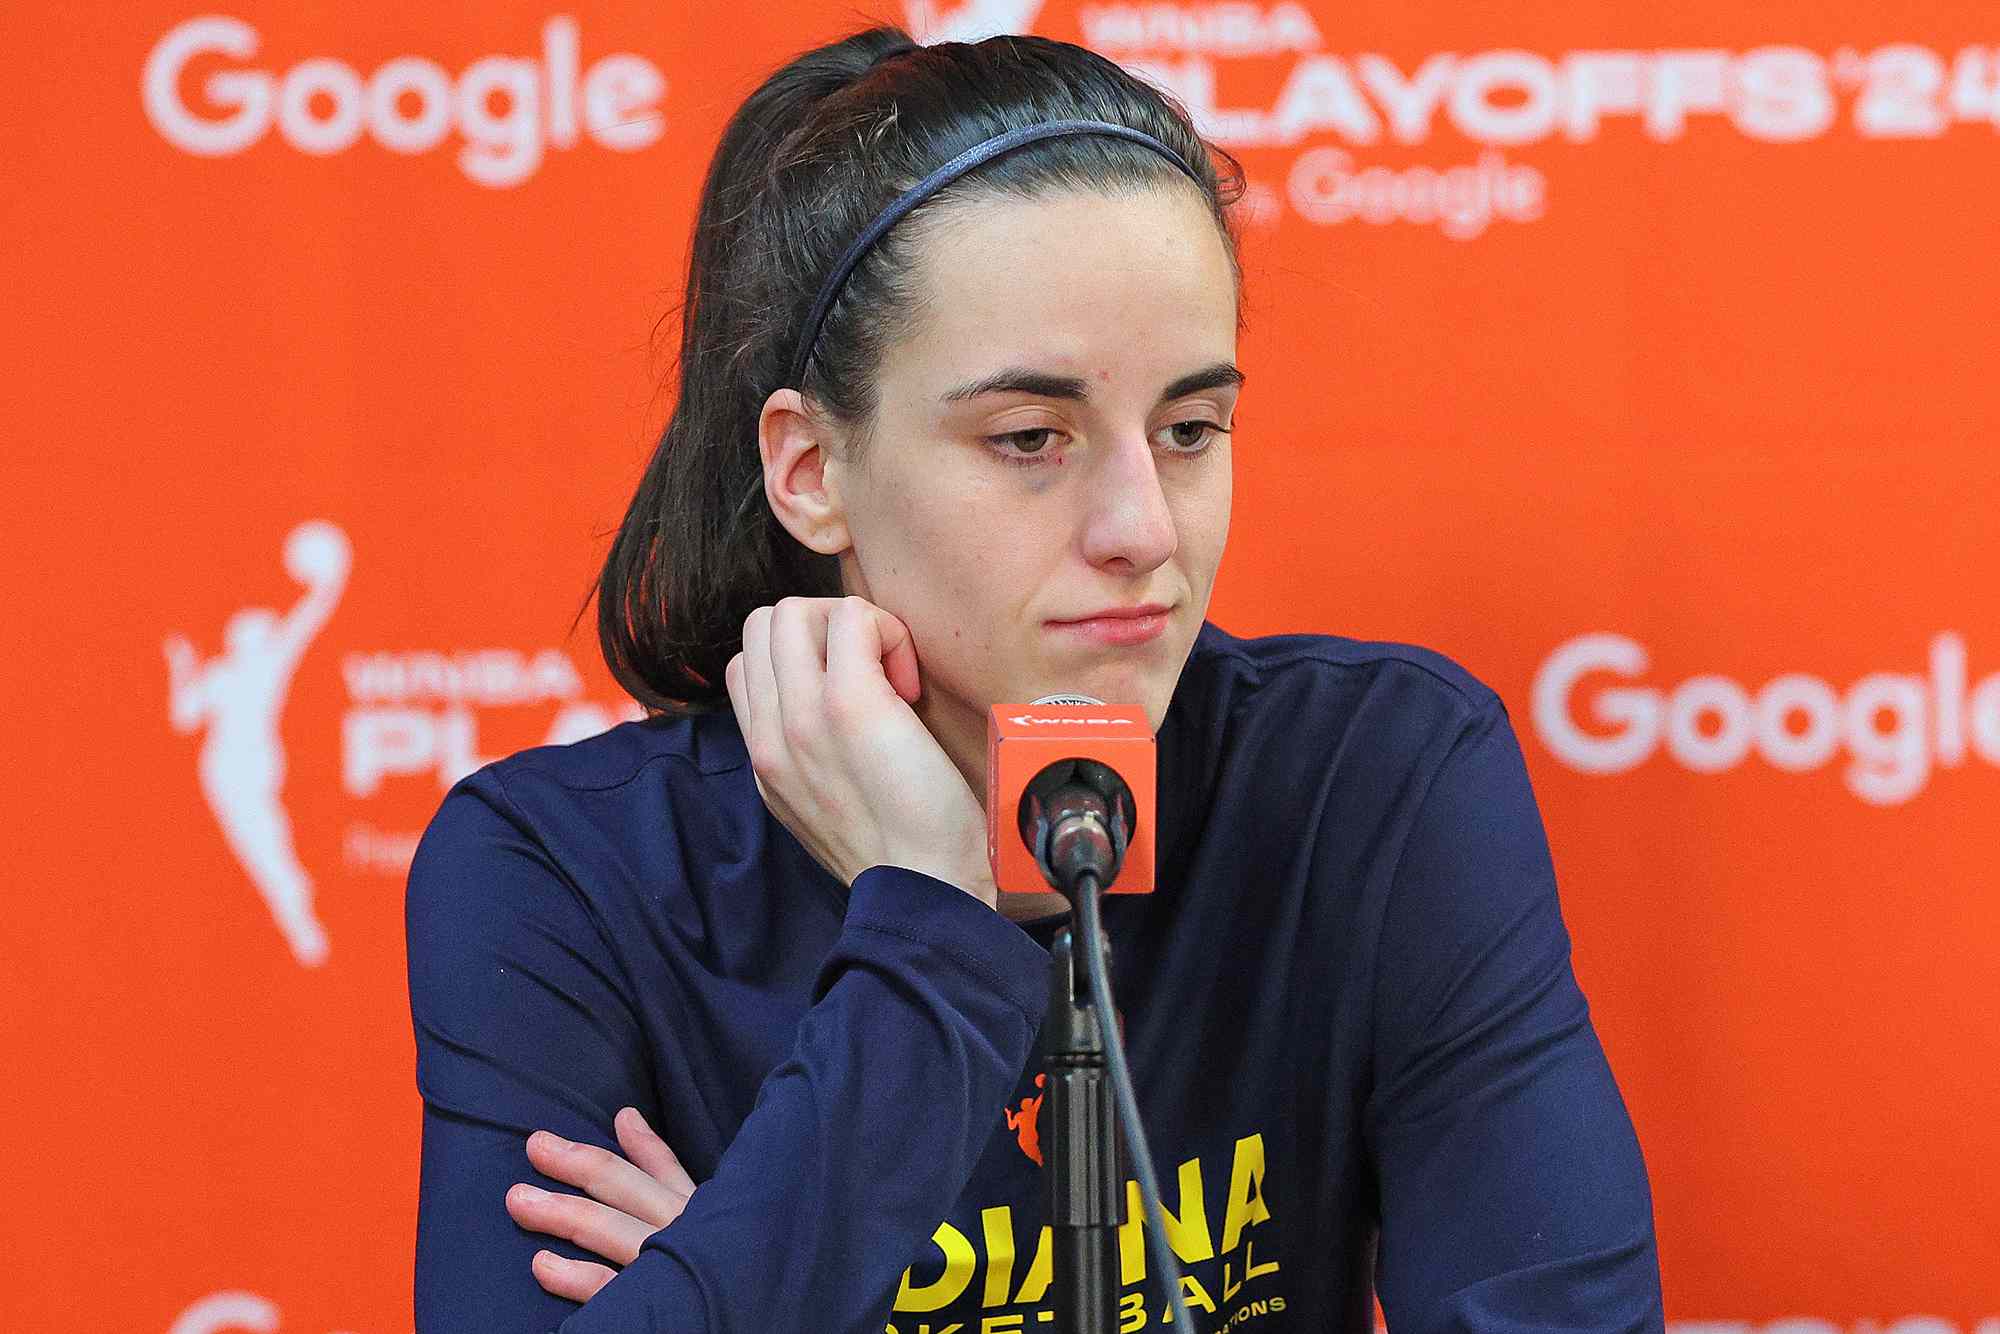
[553,866,1049,1334]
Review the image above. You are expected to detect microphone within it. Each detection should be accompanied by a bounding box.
[986,696,1156,897]
[984,696,1195,1334]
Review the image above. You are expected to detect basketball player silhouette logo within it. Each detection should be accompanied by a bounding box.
[164,521,351,968]
[1006,1073,1047,1165]
[1010,1008,1125,1165]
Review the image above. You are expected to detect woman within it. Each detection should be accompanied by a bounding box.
[406,25,1664,1333]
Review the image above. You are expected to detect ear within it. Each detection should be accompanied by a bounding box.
[757,388,851,557]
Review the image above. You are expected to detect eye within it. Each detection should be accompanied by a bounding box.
[984,419,1231,470]
[1157,419,1231,453]
[986,427,1066,468]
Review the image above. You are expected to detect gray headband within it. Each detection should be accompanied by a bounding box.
[786,118,1204,390]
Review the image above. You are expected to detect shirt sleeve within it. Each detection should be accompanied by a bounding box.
[1365,698,1665,1333]
[406,772,1052,1334]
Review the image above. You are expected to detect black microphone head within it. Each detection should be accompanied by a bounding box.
[1019,759,1136,892]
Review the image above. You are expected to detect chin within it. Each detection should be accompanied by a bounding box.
[1062,666,1177,730]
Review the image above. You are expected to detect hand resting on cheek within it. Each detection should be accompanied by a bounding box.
[724,595,999,908]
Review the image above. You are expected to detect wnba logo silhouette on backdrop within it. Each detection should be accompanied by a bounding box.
[165,521,351,967]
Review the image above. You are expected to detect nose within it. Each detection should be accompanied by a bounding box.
[1078,428,1178,575]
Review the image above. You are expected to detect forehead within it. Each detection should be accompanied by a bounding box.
[884,185,1239,393]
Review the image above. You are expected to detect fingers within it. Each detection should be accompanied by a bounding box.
[738,596,921,763]
[526,1129,691,1226]
[509,1117,703,1301]
[769,598,832,743]
[615,1106,697,1196]
[724,650,748,729]
[739,604,778,756]
[826,596,921,704]
[506,1178,656,1270]
[529,1249,617,1303]
[725,595,938,887]
[724,652,776,812]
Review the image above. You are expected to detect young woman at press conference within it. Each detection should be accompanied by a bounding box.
[405,25,1664,1333]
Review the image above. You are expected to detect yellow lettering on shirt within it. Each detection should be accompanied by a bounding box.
[895,1222,976,1312]
[1219,1134,1270,1254]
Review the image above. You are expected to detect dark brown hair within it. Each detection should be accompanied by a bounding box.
[594,26,1244,715]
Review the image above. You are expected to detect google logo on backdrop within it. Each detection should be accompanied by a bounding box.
[1533,632,2000,806]
[141,16,665,187]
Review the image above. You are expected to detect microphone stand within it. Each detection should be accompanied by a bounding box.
[1028,766,1192,1332]
[1045,907,1122,1334]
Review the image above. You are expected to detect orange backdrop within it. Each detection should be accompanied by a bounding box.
[5,1,1996,1330]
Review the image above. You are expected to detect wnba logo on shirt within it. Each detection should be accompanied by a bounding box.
[1008,1009,1124,1164]
[1005,1073,1046,1164]
[1532,632,2000,805]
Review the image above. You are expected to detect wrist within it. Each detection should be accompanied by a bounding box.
[876,854,998,909]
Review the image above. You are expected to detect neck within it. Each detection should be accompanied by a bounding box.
[911,682,987,804]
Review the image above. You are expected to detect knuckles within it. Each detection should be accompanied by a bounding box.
[560,1142,610,1187]
[744,594,880,649]
[743,739,782,777]
[819,687,858,727]
[507,1183,566,1225]
[525,1134,608,1191]
[737,594,884,765]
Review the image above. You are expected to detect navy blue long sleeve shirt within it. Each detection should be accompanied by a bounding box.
[406,622,1664,1332]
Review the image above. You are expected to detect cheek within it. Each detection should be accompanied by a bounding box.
[1174,464,1233,577]
[857,473,1028,624]
[929,521,1039,630]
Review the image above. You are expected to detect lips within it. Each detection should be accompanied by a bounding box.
[1046,604,1173,646]
[1051,604,1172,624]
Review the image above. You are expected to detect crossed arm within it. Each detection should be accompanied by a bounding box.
[405,772,1051,1333]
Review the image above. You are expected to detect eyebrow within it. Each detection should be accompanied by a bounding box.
[939,361,1246,405]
